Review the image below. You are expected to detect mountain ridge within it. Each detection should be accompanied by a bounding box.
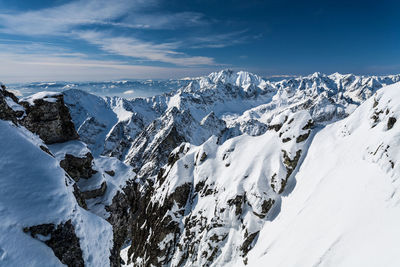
[1,71,400,267]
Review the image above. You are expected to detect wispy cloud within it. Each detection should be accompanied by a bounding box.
[186,30,251,49]
[0,0,220,67]
[76,31,216,66]
[0,0,141,35]
[0,49,215,83]
[121,11,210,29]
[0,0,252,80]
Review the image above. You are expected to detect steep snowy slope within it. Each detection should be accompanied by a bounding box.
[122,110,314,266]
[0,120,113,266]
[0,86,136,267]
[120,80,400,266]
[247,82,400,267]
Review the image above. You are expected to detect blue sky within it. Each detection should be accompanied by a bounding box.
[0,0,398,82]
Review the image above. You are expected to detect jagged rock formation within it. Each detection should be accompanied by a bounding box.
[0,86,79,143]
[0,86,132,267]
[60,152,97,182]
[19,92,79,144]
[23,220,84,267]
[0,85,25,123]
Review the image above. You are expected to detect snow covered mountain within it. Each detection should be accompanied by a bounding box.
[247,82,400,267]
[1,70,400,267]
[7,79,193,98]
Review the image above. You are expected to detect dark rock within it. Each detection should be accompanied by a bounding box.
[73,184,88,209]
[253,198,275,219]
[228,194,246,217]
[106,187,134,267]
[387,117,397,130]
[23,220,84,267]
[240,231,259,257]
[371,109,383,127]
[199,152,207,162]
[19,94,79,144]
[81,181,107,199]
[125,183,192,267]
[296,130,311,143]
[167,150,181,166]
[268,123,282,132]
[280,150,302,194]
[59,152,96,182]
[0,88,21,123]
[302,119,314,130]
[373,98,379,108]
[195,180,206,193]
[105,170,115,176]
[39,145,54,157]
[282,137,291,143]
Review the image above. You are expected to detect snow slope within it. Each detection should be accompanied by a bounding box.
[121,81,400,267]
[247,82,400,267]
[0,121,113,266]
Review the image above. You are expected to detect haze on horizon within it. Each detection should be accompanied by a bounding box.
[0,0,398,83]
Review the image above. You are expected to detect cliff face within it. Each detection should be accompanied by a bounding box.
[0,85,131,267]
[0,87,79,143]
[19,92,79,144]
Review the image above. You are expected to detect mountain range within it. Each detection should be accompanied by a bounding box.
[1,70,400,267]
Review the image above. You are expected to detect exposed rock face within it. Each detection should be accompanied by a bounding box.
[1,87,79,146]
[59,152,97,182]
[81,181,107,199]
[23,220,84,267]
[19,94,79,144]
[0,86,24,123]
[387,116,397,130]
[73,184,88,209]
[126,182,192,267]
[106,183,138,267]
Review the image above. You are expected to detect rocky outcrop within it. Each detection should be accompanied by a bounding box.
[106,183,140,267]
[19,94,79,144]
[81,181,107,199]
[1,85,79,145]
[0,86,24,123]
[59,152,97,182]
[23,220,84,267]
[387,117,396,130]
[126,182,192,267]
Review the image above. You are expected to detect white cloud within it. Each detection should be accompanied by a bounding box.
[0,0,251,79]
[0,0,142,35]
[0,48,216,83]
[0,0,219,67]
[123,90,135,94]
[76,31,216,66]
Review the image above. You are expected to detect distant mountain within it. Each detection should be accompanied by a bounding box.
[7,79,194,98]
[1,70,400,267]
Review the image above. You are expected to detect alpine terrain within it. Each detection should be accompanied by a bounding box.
[1,70,400,267]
